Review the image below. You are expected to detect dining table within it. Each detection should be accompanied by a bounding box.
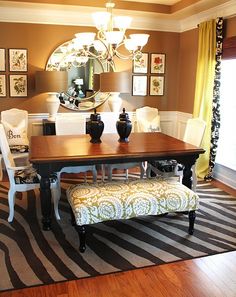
[29,132,205,231]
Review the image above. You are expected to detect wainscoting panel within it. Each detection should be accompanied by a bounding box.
[28,111,191,139]
[28,113,48,139]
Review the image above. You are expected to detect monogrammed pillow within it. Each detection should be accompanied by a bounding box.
[1,120,29,146]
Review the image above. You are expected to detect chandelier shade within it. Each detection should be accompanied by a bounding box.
[104,31,124,45]
[129,34,150,47]
[92,12,111,30]
[75,32,96,46]
[114,16,132,30]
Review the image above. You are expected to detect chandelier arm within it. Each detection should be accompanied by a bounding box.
[95,36,112,61]
[86,50,108,64]
[71,60,87,68]
[115,50,134,60]
[83,50,108,73]
[114,42,138,60]
[108,60,116,72]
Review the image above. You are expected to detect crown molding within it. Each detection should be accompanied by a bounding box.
[0,0,235,32]
[0,1,181,32]
[180,0,236,32]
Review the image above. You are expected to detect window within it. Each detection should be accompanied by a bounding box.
[215,59,236,170]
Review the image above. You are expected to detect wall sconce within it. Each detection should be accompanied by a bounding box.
[35,70,68,121]
[99,72,130,112]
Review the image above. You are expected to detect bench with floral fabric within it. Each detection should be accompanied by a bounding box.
[66,178,199,252]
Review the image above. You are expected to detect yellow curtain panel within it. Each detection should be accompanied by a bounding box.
[193,19,216,179]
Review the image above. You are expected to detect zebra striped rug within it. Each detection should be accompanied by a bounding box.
[0,174,236,292]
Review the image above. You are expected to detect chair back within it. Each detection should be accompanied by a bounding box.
[1,108,28,133]
[1,108,29,146]
[136,106,161,132]
[183,118,206,147]
[0,124,16,181]
[55,115,86,135]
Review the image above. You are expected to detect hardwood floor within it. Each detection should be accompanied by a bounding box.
[0,179,236,297]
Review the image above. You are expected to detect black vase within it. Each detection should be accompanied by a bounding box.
[116,108,132,143]
[87,109,104,143]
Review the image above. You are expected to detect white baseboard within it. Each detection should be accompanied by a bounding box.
[213,163,236,190]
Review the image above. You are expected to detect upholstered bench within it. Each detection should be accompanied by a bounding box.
[66,178,199,252]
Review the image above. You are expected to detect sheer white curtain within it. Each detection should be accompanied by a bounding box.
[216,59,236,171]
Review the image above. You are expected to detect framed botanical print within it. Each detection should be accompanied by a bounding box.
[9,48,28,72]
[132,53,148,73]
[132,75,147,96]
[9,74,27,97]
[150,76,164,96]
[0,75,6,97]
[0,49,6,71]
[150,53,165,74]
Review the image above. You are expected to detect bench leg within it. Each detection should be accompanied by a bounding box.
[69,207,86,252]
[75,225,86,253]
[188,210,196,235]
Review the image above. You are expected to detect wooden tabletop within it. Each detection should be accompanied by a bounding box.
[29,132,204,165]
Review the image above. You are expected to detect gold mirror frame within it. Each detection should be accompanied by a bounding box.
[45,40,109,111]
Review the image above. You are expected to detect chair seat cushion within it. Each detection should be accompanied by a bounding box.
[67,178,199,226]
[0,145,29,154]
[10,145,29,153]
[14,168,57,185]
[14,167,40,184]
[153,159,178,172]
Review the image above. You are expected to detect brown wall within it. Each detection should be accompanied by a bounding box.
[1,16,236,115]
[225,16,236,37]
[0,22,179,113]
[178,28,198,113]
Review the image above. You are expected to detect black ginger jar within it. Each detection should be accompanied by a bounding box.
[87,109,104,143]
[116,108,132,143]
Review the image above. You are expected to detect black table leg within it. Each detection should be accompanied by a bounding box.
[176,155,198,190]
[40,176,52,231]
[182,162,193,189]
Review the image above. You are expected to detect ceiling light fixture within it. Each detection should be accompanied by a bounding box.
[48,1,149,71]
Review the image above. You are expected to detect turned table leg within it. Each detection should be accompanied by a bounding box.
[40,176,52,231]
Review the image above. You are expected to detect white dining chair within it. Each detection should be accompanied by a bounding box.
[0,123,60,222]
[0,108,29,181]
[136,106,161,132]
[55,115,97,206]
[104,106,161,181]
[55,114,86,135]
[147,118,206,191]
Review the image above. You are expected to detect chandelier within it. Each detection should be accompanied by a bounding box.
[48,1,149,71]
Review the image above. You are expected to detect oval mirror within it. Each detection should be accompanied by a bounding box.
[45,40,109,111]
